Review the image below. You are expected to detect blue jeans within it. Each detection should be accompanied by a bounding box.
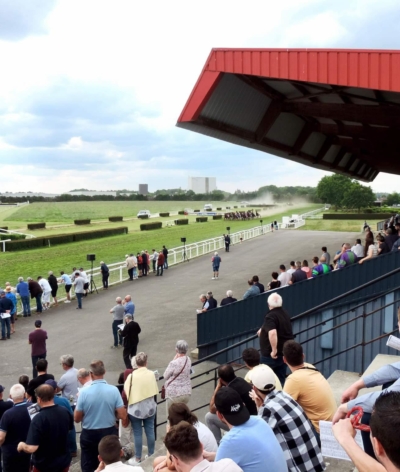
[112,320,122,346]
[129,413,155,460]
[260,355,287,387]
[157,265,163,276]
[32,353,46,378]
[164,258,168,269]
[1,317,10,338]
[76,292,83,308]
[21,295,31,315]
[34,294,43,312]
[133,267,138,278]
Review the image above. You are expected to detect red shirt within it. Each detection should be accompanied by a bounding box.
[157,253,165,266]
[29,329,48,356]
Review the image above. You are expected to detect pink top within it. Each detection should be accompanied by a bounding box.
[163,356,192,398]
[301,267,312,279]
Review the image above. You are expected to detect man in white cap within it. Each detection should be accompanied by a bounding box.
[249,365,325,472]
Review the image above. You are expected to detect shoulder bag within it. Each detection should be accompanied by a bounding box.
[161,357,188,400]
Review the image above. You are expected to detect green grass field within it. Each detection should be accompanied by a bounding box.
[0,203,320,284]
[298,219,380,232]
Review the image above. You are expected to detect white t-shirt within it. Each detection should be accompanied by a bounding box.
[287,268,296,275]
[277,272,291,287]
[38,279,51,293]
[80,271,89,283]
[351,244,365,258]
[195,421,218,452]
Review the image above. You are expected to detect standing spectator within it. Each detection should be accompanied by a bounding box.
[16,277,31,317]
[27,278,43,313]
[0,384,13,471]
[287,261,296,275]
[141,251,148,277]
[19,375,30,392]
[37,276,52,311]
[48,271,59,306]
[162,245,169,269]
[120,314,141,369]
[151,249,159,273]
[278,265,291,287]
[283,341,336,445]
[274,220,278,230]
[351,239,365,259]
[0,384,31,472]
[4,287,17,335]
[26,359,54,403]
[267,272,281,290]
[79,268,89,296]
[17,384,73,472]
[124,352,158,466]
[73,272,85,309]
[359,240,379,265]
[257,293,294,386]
[249,366,325,472]
[242,347,282,390]
[384,227,399,250]
[252,275,264,293]
[211,252,221,280]
[110,297,125,349]
[220,290,237,306]
[320,247,331,266]
[0,290,13,341]
[243,280,260,299]
[157,250,165,276]
[270,221,274,232]
[59,271,72,303]
[312,256,331,278]
[74,360,126,472]
[136,253,143,277]
[337,243,357,269]
[289,261,308,284]
[301,260,312,279]
[29,320,47,379]
[123,295,135,318]
[224,234,231,252]
[100,262,110,289]
[77,368,93,390]
[95,435,145,472]
[163,340,191,414]
[57,354,79,403]
[125,254,137,281]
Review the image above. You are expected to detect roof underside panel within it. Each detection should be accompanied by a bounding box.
[177,49,400,182]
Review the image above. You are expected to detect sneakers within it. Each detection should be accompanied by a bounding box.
[64,300,71,303]
[212,277,215,280]
[128,455,148,466]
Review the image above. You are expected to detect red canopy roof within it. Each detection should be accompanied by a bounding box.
[177,48,400,181]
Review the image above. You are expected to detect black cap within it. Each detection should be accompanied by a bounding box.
[0,385,4,393]
[35,320,42,327]
[214,387,250,426]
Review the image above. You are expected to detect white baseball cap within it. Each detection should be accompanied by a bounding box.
[250,365,276,392]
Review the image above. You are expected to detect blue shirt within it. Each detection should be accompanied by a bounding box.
[54,396,74,414]
[124,301,135,316]
[5,292,17,315]
[60,274,71,285]
[16,281,30,297]
[216,416,287,472]
[243,285,260,300]
[76,379,123,429]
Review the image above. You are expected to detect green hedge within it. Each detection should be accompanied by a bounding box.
[140,222,162,231]
[5,227,128,251]
[0,226,8,230]
[178,211,185,215]
[234,206,238,208]
[75,219,91,225]
[159,212,170,217]
[213,215,223,220]
[323,213,393,220]
[226,207,231,209]
[196,217,208,223]
[138,215,149,219]
[27,223,46,230]
[0,234,25,241]
[109,216,123,222]
[194,209,200,212]
[216,208,222,211]
[174,219,189,225]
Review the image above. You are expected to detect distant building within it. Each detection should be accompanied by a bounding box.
[188,177,216,194]
[138,184,148,195]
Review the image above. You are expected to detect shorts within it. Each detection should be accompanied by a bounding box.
[83,282,89,290]
[213,265,220,271]
[65,284,72,293]
[42,291,51,303]
[51,288,58,297]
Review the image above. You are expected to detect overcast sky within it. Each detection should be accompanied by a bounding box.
[1,0,399,194]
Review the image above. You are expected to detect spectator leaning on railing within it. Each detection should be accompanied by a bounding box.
[16,277,31,316]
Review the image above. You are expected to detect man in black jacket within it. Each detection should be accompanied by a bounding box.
[162,245,169,269]
[100,262,109,289]
[220,290,237,306]
[120,314,141,369]
[0,291,14,340]
[48,271,59,306]
[141,251,148,277]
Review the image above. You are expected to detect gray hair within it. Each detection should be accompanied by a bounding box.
[18,277,24,282]
[199,294,206,300]
[77,368,90,379]
[207,291,213,298]
[214,251,218,256]
[226,290,233,297]
[60,354,74,368]
[27,277,32,281]
[116,297,122,303]
[10,384,25,400]
[131,356,138,369]
[268,293,283,308]
[176,340,189,354]
[48,271,53,275]
[136,352,147,367]
[295,261,302,268]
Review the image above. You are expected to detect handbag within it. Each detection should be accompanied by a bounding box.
[161,357,188,400]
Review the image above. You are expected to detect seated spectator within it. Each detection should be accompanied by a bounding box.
[198,294,209,313]
[206,364,257,444]
[289,261,307,284]
[392,237,400,252]
[26,359,55,403]
[333,391,400,472]
[351,239,365,259]
[213,387,287,471]
[385,227,399,250]
[364,229,374,257]
[377,234,390,255]
[220,290,237,306]
[242,347,282,390]
[320,247,331,266]
[287,261,296,275]
[359,240,378,264]
[207,292,218,309]
[267,272,281,290]
[242,280,260,299]
[252,275,264,294]
[19,375,30,392]
[312,256,319,268]
[249,366,325,472]
[278,265,291,287]
[312,256,331,277]
[95,435,144,472]
[337,243,357,269]
[282,341,336,445]
[332,243,345,266]
[163,421,243,472]
[301,260,312,279]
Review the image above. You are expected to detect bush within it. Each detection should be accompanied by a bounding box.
[27,223,46,230]
[174,219,189,225]
[138,214,149,219]
[140,222,162,231]
[216,208,222,211]
[226,207,231,210]
[234,206,238,208]
[196,217,208,223]
[159,212,170,217]
[74,227,128,241]
[323,213,393,220]
[178,211,185,215]
[213,215,223,220]
[109,216,123,222]
[74,219,91,225]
